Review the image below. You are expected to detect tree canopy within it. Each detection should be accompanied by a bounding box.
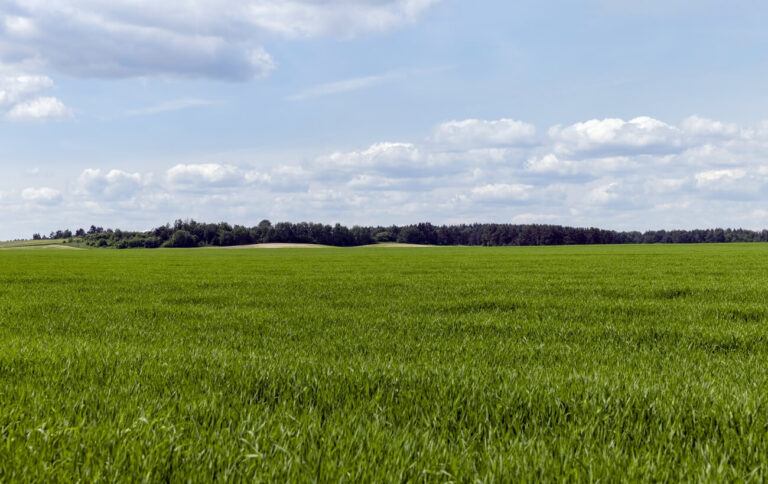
[35,220,768,249]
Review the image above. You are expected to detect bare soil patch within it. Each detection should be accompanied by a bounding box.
[218,243,331,249]
[215,242,435,249]
[0,244,82,250]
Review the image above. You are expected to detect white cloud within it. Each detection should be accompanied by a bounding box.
[347,174,399,189]
[10,114,768,239]
[644,177,688,194]
[549,116,682,156]
[5,96,71,121]
[77,168,145,200]
[526,154,576,175]
[3,14,38,38]
[681,115,743,139]
[511,213,560,224]
[244,170,272,184]
[21,187,62,203]
[694,169,746,188]
[433,118,537,149]
[526,152,648,176]
[167,163,244,187]
[692,169,765,200]
[0,2,442,123]
[586,182,620,205]
[318,142,424,175]
[243,0,441,38]
[0,1,440,81]
[434,147,522,167]
[470,183,532,201]
[0,69,72,121]
[0,75,52,106]
[693,168,768,202]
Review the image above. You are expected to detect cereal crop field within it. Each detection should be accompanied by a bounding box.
[1,244,768,481]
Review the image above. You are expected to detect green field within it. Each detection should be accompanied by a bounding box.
[2,244,768,481]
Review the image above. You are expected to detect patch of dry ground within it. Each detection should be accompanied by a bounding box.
[0,244,83,250]
[358,243,434,248]
[217,242,435,249]
[218,243,330,249]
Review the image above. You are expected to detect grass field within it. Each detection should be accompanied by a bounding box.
[2,244,768,481]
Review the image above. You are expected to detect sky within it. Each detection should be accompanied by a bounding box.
[1,0,768,239]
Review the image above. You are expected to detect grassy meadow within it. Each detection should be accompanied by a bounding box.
[2,244,768,481]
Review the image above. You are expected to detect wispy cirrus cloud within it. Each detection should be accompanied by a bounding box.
[286,72,402,101]
[286,66,453,101]
[125,98,222,117]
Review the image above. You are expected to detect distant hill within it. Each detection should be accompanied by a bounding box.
[0,239,69,249]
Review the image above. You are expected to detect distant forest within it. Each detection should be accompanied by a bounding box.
[36,220,768,248]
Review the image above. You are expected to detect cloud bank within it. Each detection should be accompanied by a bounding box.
[0,116,768,236]
[4,114,768,238]
[0,0,442,122]
[0,1,440,81]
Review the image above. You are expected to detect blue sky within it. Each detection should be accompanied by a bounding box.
[2,0,768,239]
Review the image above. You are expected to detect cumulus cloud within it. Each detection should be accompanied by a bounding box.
[0,69,71,121]
[301,115,768,224]
[0,74,52,106]
[585,182,621,205]
[0,0,440,81]
[692,168,766,200]
[470,183,532,202]
[76,168,145,200]
[347,174,400,189]
[643,177,688,194]
[12,114,768,237]
[5,96,71,121]
[167,163,244,187]
[432,118,537,149]
[526,152,649,177]
[549,116,683,156]
[681,115,744,139]
[694,169,746,188]
[21,187,61,203]
[526,154,576,175]
[318,142,425,176]
[244,170,272,184]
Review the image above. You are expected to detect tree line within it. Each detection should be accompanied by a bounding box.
[34,220,768,248]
